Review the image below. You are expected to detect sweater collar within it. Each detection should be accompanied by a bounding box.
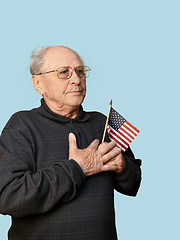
[38,98,90,123]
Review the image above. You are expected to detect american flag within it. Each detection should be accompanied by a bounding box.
[107,107,140,152]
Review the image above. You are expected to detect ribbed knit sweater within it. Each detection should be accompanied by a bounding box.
[0,99,141,240]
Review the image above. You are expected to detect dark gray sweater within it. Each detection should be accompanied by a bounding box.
[0,99,141,240]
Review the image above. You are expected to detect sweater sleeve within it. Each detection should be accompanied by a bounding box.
[0,117,85,218]
[114,147,142,197]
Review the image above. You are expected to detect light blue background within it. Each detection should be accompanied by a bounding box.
[0,0,179,239]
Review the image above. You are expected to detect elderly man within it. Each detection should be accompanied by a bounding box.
[0,46,141,240]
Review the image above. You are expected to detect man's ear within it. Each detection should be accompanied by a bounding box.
[32,75,44,95]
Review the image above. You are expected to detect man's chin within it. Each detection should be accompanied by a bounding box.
[68,95,85,107]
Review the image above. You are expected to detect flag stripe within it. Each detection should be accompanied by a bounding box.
[110,126,131,144]
[124,123,137,136]
[126,121,140,134]
[110,132,129,147]
[109,134,127,150]
[116,142,126,152]
[108,133,127,151]
[122,124,137,138]
[118,127,134,141]
[116,129,132,144]
[110,128,130,147]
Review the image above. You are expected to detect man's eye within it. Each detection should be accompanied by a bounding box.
[76,68,85,74]
[57,67,70,78]
[77,70,84,74]
[60,69,68,74]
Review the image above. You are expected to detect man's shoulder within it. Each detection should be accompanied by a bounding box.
[86,110,105,117]
[85,110,106,122]
[3,107,40,131]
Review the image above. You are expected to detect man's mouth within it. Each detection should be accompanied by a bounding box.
[67,89,83,94]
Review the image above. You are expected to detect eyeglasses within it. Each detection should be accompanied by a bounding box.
[35,66,91,79]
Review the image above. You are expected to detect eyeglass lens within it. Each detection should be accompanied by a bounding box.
[57,66,89,79]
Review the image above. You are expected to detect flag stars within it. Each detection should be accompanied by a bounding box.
[108,108,126,131]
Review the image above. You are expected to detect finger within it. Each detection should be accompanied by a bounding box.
[69,133,77,152]
[106,153,125,170]
[101,164,119,172]
[107,149,123,164]
[102,147,122,163]
[98,141,117,155]
[88,139,100,150]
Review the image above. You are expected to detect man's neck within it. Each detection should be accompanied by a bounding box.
[43,99,80,119]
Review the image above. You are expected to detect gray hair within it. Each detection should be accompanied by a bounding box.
[30,46,84,75]
[30,46,50,75]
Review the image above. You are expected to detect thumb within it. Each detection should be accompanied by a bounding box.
[69,133,77,153]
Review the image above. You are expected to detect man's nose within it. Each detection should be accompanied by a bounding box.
[70,70,81,84]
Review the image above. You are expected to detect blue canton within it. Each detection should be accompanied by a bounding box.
[108,108,126,131]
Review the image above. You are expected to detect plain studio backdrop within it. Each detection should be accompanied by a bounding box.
[0,0,179,239]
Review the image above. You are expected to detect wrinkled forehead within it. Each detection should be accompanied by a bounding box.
[43,47,83,70]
